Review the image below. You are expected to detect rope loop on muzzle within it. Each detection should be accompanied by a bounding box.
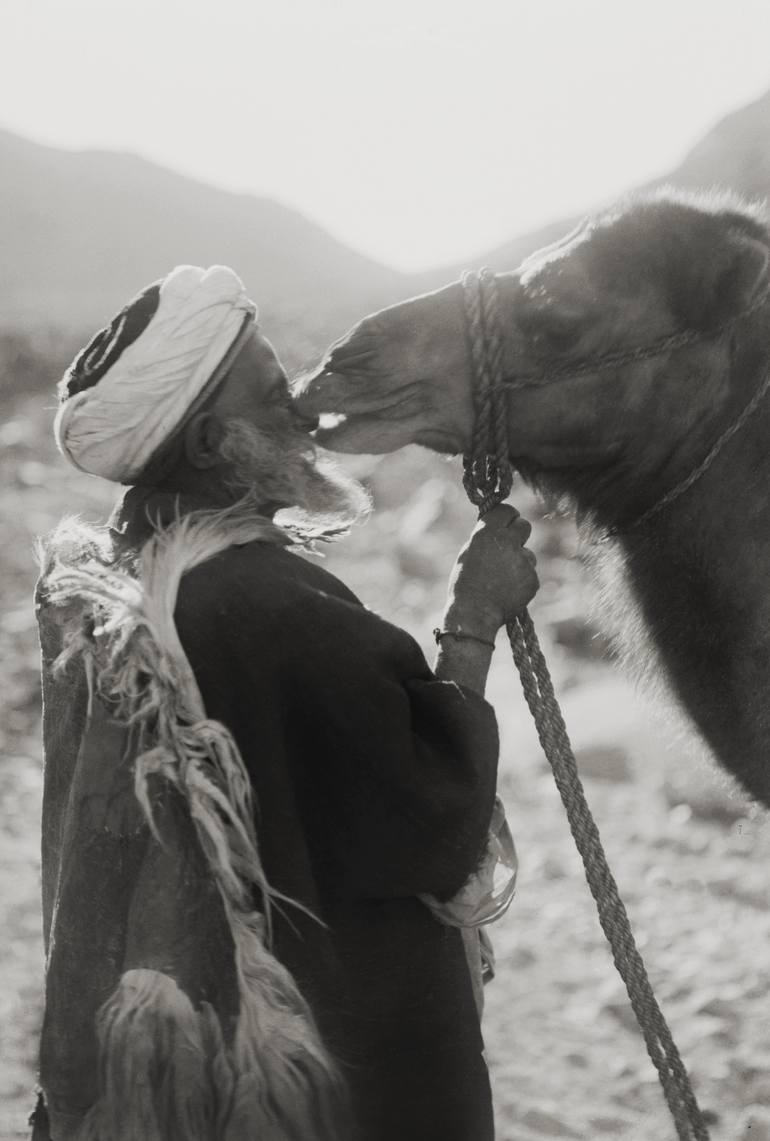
[461,268,514,514]
[461,267,711,1141]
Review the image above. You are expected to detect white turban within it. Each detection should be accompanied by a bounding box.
[55,265,257,483]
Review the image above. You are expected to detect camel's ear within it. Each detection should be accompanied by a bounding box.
[680,228,770,331]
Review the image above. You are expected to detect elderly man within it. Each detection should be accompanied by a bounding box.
[34,266,538,1141]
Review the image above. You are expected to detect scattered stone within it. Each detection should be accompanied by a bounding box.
[590,1115,634,1134]
[708,877,770,911]
[0,419,34,448]
[396,543,443,581]
[668,803,692,826]
[695,994,742,1021]
[663,766,751,826]
[504,946,536,970]
[541,855,567,880]
[15,460,49,488]
[746,1076,770,1105]
[564,1051,589,1069]
[0,607,37,635]
[735,1106,770,1141]
[520,1107,582,1137]
[600,997,639,1033]
[575,744,633,783]
[606,1054,636,1080]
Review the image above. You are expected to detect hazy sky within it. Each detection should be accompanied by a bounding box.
[3,0,770,271]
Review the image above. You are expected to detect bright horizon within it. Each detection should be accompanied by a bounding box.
[3,0,770,272]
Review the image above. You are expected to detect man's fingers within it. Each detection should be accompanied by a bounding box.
[478,505,524,532]
[512,517,533,543]
[472,505,532,546]
[482,505,520,525]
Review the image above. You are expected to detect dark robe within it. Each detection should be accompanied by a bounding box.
[36,489,499,1141]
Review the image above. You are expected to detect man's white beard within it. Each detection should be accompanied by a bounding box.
[217,418,371,535]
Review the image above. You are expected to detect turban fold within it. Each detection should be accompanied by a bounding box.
[55,265,257,483]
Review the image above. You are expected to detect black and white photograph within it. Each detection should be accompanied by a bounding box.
[2,2,770,1138]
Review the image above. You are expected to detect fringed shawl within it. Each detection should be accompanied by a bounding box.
[38,507,347,1141]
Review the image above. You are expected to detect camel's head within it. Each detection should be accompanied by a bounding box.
[299,191,770,497]
[299,281,474,455]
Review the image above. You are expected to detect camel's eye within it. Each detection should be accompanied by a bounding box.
[529,311,582,358]
[541,323,579,355]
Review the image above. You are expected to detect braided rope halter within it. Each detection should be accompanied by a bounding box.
[494,274,770,538]
[461,267,711,1141]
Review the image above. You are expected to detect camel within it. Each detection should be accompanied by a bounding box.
[298,188,770,809]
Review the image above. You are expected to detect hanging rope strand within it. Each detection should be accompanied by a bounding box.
[512,611,708,1137]
[461,268,710,1141]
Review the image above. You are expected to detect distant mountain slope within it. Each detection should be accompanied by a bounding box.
[0,129,408,346]
[668,86,770,199]
[422,86,770,285]
[1,87,768,345]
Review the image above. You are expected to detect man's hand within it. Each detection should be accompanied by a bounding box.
[444,505,539,641]
[434,506,538,695]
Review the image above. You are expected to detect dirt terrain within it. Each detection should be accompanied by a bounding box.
[2,389,770,1140]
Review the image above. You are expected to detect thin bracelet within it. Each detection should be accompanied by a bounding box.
[433,627,496,650]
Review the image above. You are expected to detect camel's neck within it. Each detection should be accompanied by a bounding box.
[497,278,770,802]
[588,346,770,806]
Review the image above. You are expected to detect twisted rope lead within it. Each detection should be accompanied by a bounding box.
[462,268,710,1141]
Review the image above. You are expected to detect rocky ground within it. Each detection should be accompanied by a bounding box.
[2,390,770,1140]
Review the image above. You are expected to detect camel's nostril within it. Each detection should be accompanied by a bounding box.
[327,346,379,372]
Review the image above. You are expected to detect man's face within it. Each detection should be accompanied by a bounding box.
[211,327,311,437]
[210,326,369,524]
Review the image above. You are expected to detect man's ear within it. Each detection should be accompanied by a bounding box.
[183,412,223,470]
